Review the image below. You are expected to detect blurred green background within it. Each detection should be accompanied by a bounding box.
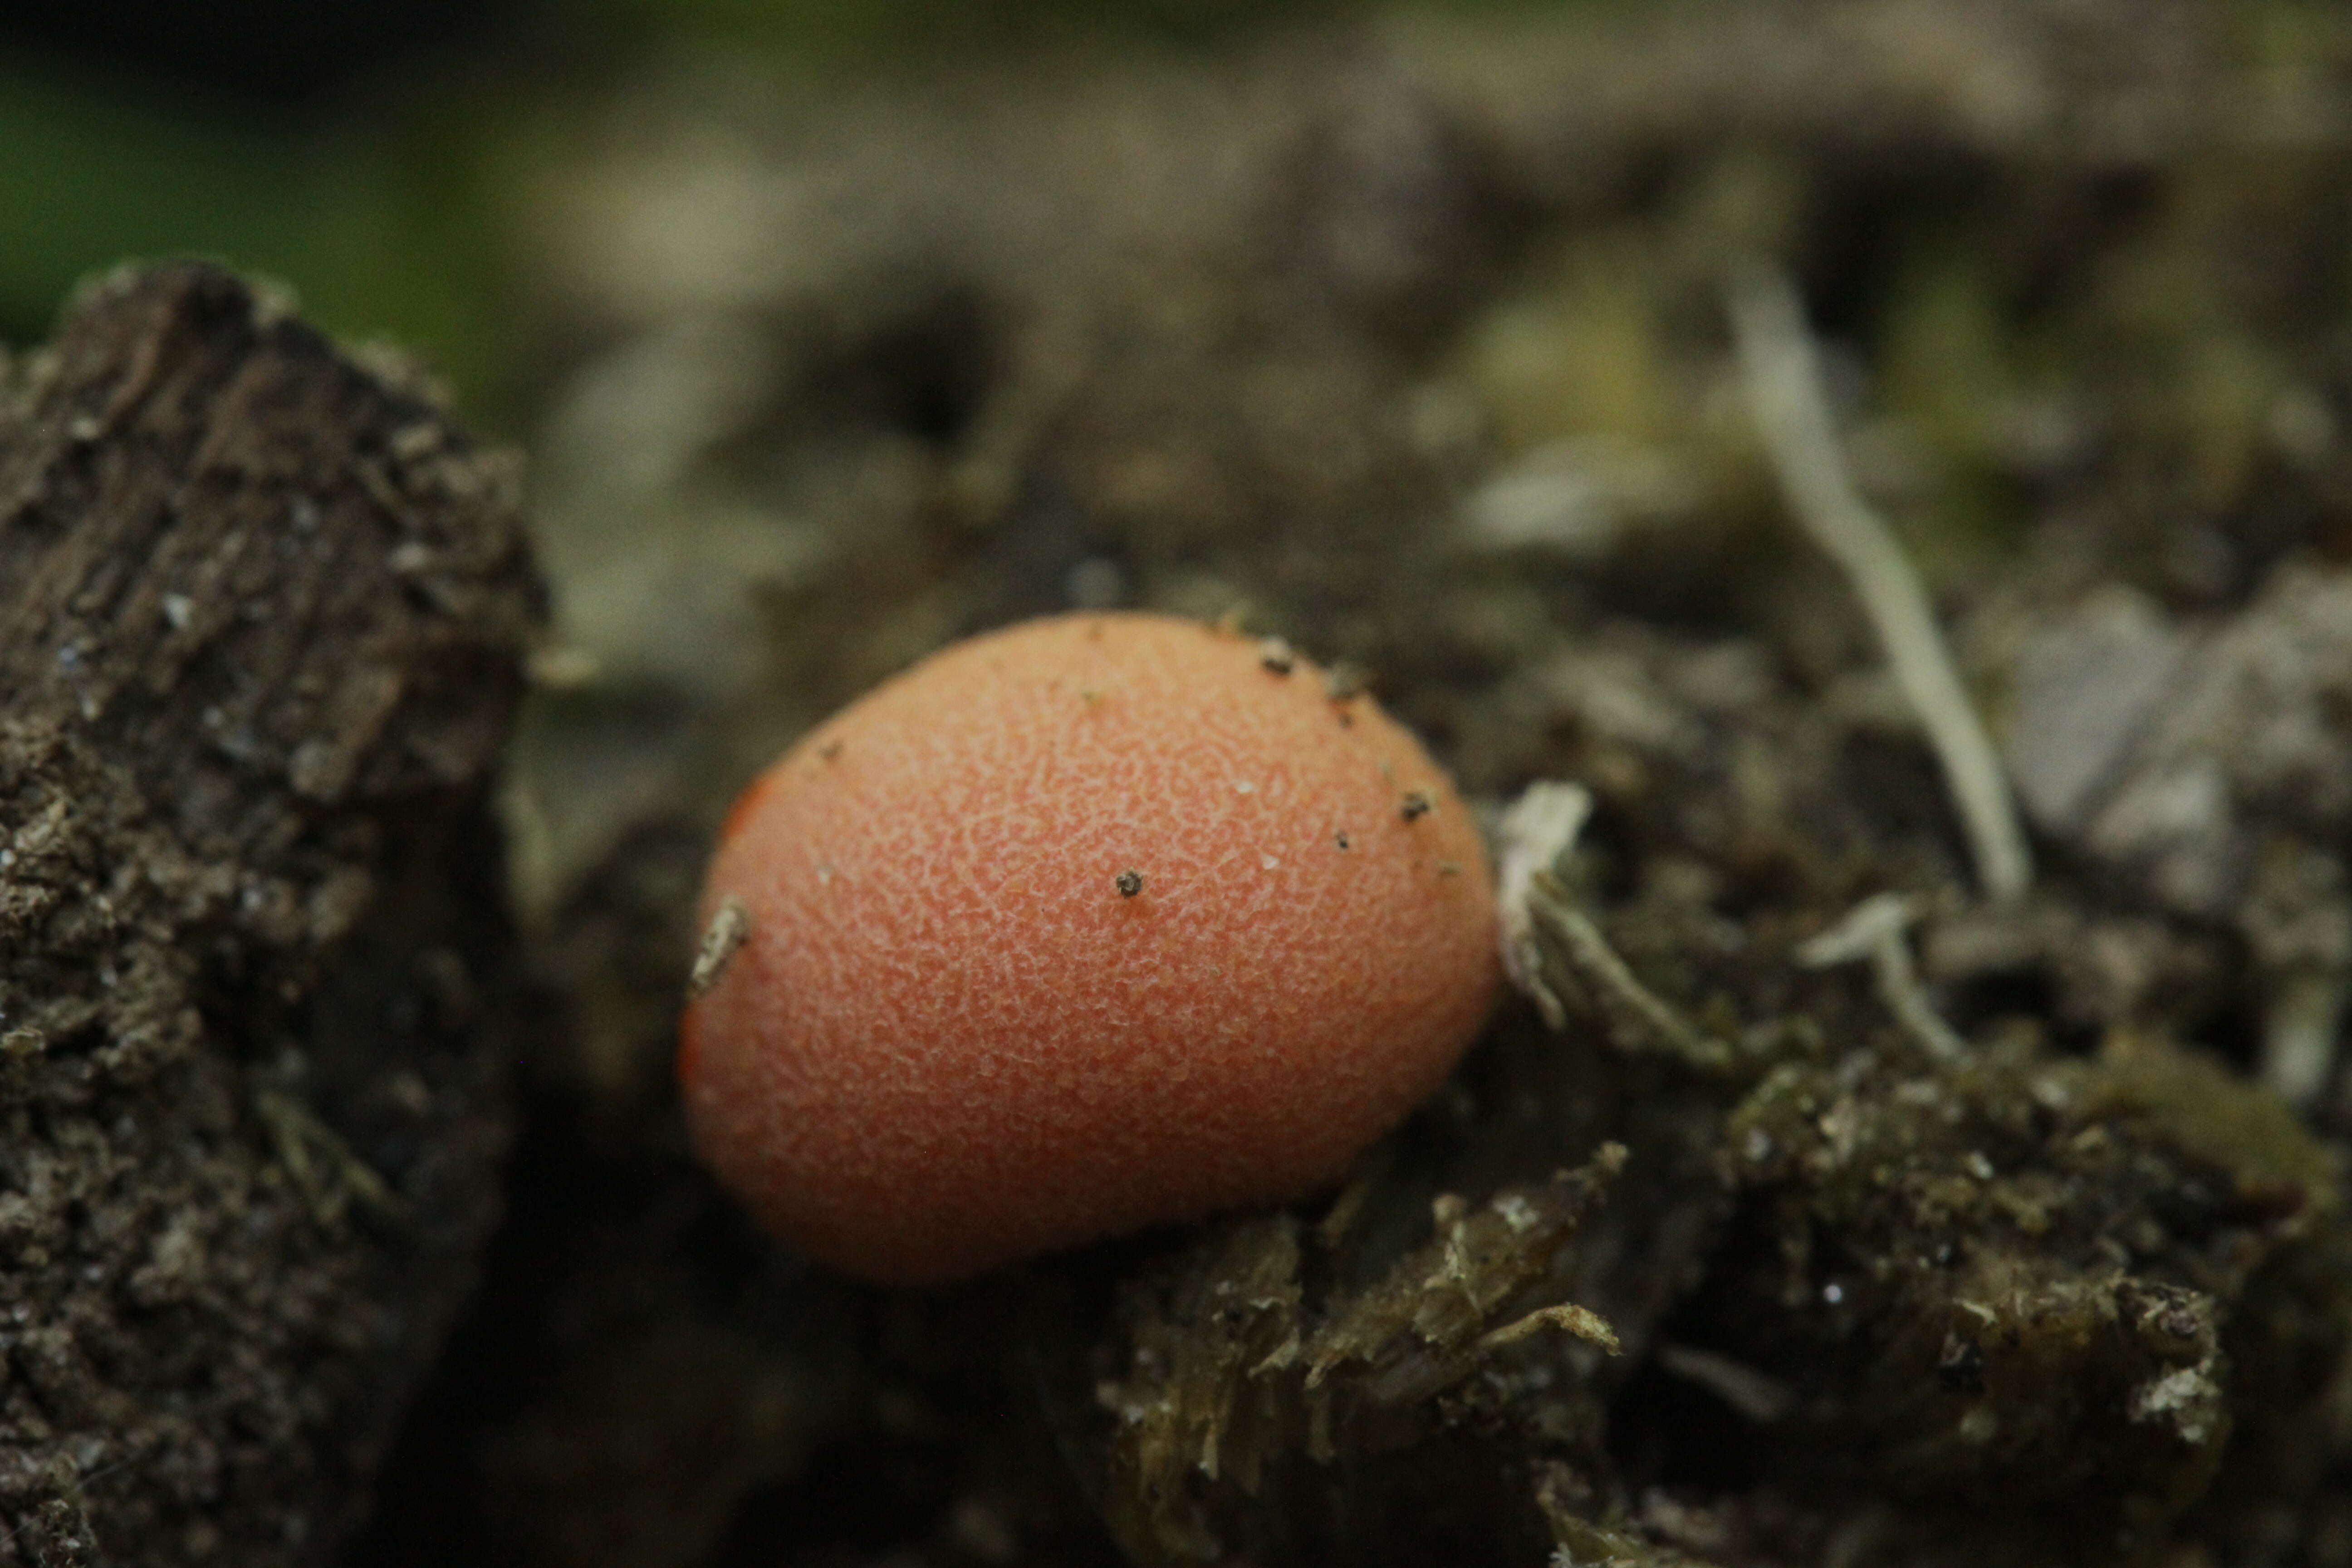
[2,0,1572,431]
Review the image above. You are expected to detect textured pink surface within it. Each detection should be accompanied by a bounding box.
[681,612,1499,1284]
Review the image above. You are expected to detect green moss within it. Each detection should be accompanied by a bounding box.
[1098,1147,1626,1563]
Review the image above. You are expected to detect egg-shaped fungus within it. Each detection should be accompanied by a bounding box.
[681,612,1499,1284]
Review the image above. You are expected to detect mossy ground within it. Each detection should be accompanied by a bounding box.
[340,3,2352,1564]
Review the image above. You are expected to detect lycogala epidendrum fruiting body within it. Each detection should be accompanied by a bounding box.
[680,612,1500,1284]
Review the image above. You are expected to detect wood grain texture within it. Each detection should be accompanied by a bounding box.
[0,263,540,1565]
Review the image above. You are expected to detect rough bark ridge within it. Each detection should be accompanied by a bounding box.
[0,263,539,1565]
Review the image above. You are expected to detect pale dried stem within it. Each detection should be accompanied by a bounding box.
[1727,259,2033,904]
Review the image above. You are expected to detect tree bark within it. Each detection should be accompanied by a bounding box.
[0,262,539,1566]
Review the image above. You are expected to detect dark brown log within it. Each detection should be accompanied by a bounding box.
[0,262,539,1566]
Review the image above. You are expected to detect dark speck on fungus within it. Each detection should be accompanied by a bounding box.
[1258,637,1295,675]
[1115,869,1144,897]
[1401,789,1435,822]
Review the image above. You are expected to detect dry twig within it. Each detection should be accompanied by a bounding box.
[1797,892,1969,1060]
[1727,260,2033,904]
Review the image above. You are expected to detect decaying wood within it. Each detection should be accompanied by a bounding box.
[0,263,539,1566]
